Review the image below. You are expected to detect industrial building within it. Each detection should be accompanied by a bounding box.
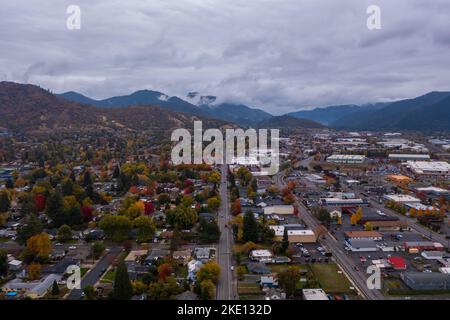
[388,154,430,161]
[326,154,366,164]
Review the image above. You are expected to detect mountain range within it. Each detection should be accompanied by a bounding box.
[0,82,229,134]
[1,81,449,133]
[58,90,273,126]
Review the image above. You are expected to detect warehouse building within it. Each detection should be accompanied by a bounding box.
[406,161,450,176]
[388,154,430,161]
[270,226,316,243]
[326,154,366,164]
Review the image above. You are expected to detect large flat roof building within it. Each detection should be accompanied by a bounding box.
[326,154,366,164]
[389,154,430,161]
[406,161,450,176]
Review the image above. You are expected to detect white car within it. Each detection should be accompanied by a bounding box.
[69,245,77,250]
[230,266,234,271]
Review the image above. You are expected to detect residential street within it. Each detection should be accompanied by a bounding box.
[66,246,122,300]
[216,164,235,300]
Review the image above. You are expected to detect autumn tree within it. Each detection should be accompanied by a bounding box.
[207,196,221,212]
[26,232,52,260]
[27,263,42,280]
[133,215,156,243]
[196,261,221,284]
[278,266,301,298]
[16,214,43,245]
[99,215,132,242]
[157,263,173,281]
[231,199,242,216]
[57,224,73,242]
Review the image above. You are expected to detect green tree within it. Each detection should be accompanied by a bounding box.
[278,266,301,298]
[51,280,60,296]
[243,211,258,243]
[16,214,43,245]
[91,241,105,259]
[0,190,11,213]
[113,260,133,300]
[198,218,221,243]
[196,261,221,284]
[99,215,132,242]
[200,279,215,300]
[45,191,64,224]
[0,249,8,276]
[281,227,289,253]
[83,285,95,300]
[133,215,156,243]
[207,197,221,212]
[166,205,198,229]
[56,224,73,243]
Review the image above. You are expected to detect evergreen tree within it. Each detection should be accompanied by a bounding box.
[16,214,43,245]
[281,228,289,253]
[113,260,133,300]
[51,280,60,295]
[112,166,120,179]
[5,178,14,189]
[0,191,11,213]
[243,210,258,243]
[45,191,64,223]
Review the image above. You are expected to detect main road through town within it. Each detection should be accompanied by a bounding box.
[274,170,385,300]
[217,164,236,300]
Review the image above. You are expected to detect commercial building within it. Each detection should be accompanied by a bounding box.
[270,226,316,243]
[321,198,365,206]
[388,154,430,161]
[344,231,383,241]
[264,205,294,216]
[326,154,366,164]
[401,272,450,290]
[345,239,378,252]
[404,241,444,251]
[368,220,409,231]
[302,289,329,300]
[406,161,450,176]
[383,194,421,204]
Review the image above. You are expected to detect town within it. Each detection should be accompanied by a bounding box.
[1,126,449,301]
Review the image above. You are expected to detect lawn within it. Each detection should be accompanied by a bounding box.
[80,267,89,278]
[100,269,116,283]
[309,263,354,294]
[238,282,261,295]
[267,264,308,274]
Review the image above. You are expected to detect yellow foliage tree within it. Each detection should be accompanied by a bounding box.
[350,213,358,226]
[26,232,52,259]
[409,208,417,217]
[27,263,42,280]
[364,222,373,231]
[355,207,363,222]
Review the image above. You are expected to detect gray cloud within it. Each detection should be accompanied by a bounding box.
[1,0,449,114]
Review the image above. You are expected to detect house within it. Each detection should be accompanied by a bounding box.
[176,291,198,300]
[145,249,170,264]
[8,259,23,271]
[264,288,286,300]
[172,250,191,264]
[187,260,203,281]
[302,288,329,300]
[401,272,450,290]
[3,274,63,299]
[250,250,274,263]
[193,247,215,262]
[344,231,383,241]
[125,250,148,262]
[260,276,278,288]
[247,262,270,274]
[43,258,78,275]
[345,239,378,252]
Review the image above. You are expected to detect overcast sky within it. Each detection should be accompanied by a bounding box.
[1,0,450,114]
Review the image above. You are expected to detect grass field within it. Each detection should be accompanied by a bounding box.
[309,263,354,294]
[238,282,261,295]
[100,269,116,283]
